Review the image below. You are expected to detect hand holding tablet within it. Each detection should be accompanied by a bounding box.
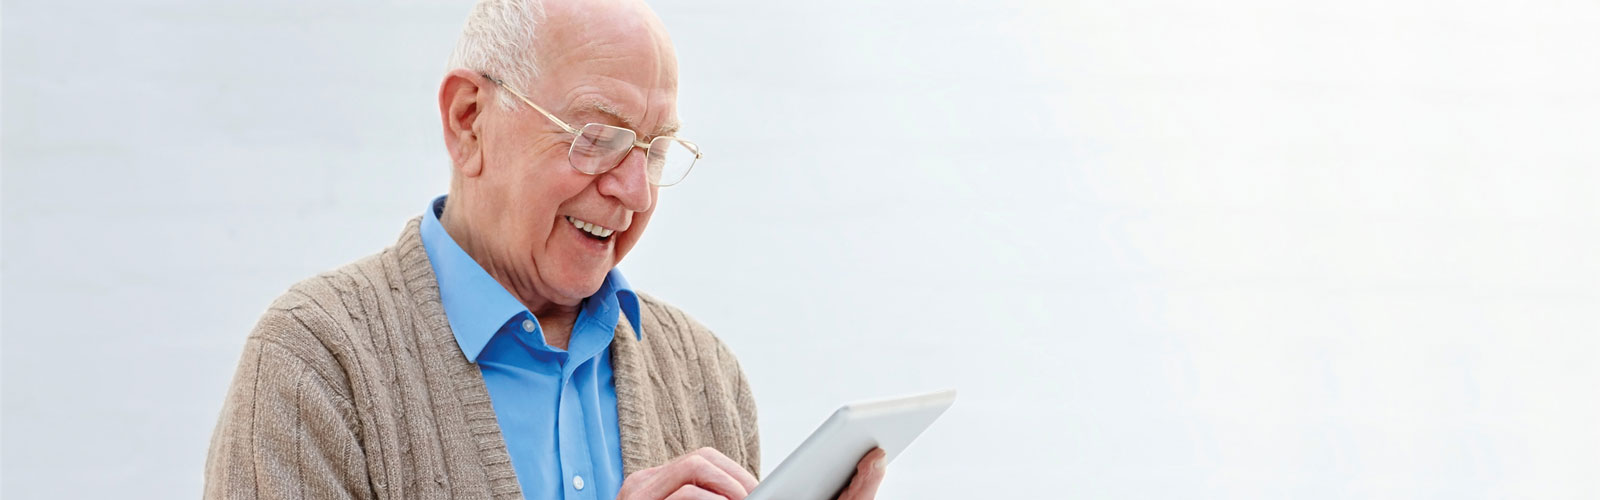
[616,389,955,500]
[747,389,957,500]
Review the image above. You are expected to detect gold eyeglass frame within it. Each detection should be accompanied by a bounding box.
[482,73,702,187]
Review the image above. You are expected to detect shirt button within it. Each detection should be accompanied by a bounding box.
[573,475,585,490]
[521,319,536,332]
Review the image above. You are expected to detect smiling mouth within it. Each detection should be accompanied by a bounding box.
[565,216,615,242]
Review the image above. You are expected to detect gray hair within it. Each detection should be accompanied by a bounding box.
[446,0,546,110]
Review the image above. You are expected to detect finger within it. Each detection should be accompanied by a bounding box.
[640,453,749,500]
[678,454,751,500]
[665,484,725,500]
[839,448,889,500]
[618,466,662,498]
[691,447,760,493]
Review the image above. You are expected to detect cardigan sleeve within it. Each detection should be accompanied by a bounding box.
[724,341,762,479]
[204,312,373,500]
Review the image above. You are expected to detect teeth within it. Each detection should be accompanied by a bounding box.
[566,216,615,239]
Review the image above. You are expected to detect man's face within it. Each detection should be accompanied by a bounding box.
[465,4,678,307]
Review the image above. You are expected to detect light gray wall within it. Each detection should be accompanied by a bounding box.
[3,0,1597,498]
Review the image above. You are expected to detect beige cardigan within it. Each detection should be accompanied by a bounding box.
[205,218,760,499]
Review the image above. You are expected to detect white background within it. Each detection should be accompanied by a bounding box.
[4,0,1597,498]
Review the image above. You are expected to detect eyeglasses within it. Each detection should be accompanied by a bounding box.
[482,74,701,187]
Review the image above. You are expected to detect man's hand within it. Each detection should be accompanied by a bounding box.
[615,447,888,500]
[834,447,887,500]
[618,447,760,500]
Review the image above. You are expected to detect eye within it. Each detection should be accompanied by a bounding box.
[572,134,607,155]
[574,125,632,154]
[600,134,631,149]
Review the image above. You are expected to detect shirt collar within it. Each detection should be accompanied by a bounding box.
[418,195,643,363]
[599,268,644,343]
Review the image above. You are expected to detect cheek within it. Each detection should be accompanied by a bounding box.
[487,129,569,190]
[497,154,577,214]
[483,178,563,257]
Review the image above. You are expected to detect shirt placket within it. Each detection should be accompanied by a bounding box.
[557,359,596,500]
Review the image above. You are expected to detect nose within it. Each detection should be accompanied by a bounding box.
[597,146,654,212]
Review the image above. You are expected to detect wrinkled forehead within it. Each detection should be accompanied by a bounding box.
[535,3,680,136]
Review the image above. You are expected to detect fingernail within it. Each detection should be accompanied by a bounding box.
[874,458,886,471]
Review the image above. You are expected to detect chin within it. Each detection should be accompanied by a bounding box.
[545,270,611,303]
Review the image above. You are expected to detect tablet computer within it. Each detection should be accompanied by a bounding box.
[747,389,957,500]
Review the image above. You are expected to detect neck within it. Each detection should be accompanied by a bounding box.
[440,196,581,349]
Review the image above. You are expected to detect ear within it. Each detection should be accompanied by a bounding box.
[439,69,491,177]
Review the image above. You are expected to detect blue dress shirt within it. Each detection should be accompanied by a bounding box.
[420,195,641,500]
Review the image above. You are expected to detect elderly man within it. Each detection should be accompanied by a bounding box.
[204,0,887,498]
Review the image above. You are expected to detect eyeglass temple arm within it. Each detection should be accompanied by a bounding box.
[481,73,582,136]
[482,73,703,158]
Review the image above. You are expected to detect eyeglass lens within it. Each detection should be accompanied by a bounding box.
[570,123,696,186]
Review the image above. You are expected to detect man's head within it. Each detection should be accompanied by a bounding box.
[437,0,679,312]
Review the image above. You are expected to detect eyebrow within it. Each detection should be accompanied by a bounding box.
[573,97,682,139]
